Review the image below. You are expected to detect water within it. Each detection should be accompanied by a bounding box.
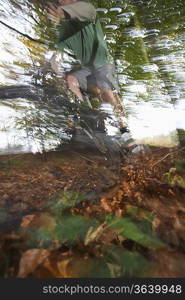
[0,0,185,153]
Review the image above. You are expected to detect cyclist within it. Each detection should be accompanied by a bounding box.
[47,0,128,133]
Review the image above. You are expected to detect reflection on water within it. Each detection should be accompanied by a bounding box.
[0,0,185,153]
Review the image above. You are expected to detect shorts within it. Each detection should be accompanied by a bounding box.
[70,64,119,92]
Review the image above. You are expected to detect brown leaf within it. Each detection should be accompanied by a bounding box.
[115,208,123,217]
[41,257,72,278]
[100,198,112,213]
[84,222,106,245]
[57,259,71,277]
[17,249,50,277]
[20,214,35,228]
[23,213,56,232]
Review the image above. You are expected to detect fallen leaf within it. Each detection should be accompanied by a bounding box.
[100,198,112,213]
[84,222,106,245]
[26,213,56,232]
[20,214,35,228]
[57,259,71,277]
[17,249,50,277]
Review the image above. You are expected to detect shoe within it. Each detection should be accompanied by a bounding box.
[112,130,134,147]
[119,126,130,134]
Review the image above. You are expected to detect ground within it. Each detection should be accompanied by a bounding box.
[0,144,185,278]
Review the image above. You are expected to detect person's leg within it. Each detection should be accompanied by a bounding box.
[93,65,127,130]
[65,68,91,101]
[100,90,127,130]
[100,89,127,128]
[65,73,84,101]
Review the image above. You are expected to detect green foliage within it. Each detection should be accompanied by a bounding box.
[78,257,111,278]
[116,250,148,276]
[105,205,164,250]
[164,162,185,188]
[125,205,154,222]
[23,227,54,249]
[177,129,185,147]
[165,174,185,189]
[55,215,99,244]
[21,214,99,247]
[77,244,150,278]
[50,190,86,215]
[175,161,185,174]
[105,245,149,277]
[107,215,165,249]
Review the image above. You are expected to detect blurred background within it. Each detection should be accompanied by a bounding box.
[0,0,185,153]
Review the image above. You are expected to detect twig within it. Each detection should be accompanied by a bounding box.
[151,153,171,168]
[151,146,185,168]
[70,151,96,164]
[0,20,45,45]
[0,19,75,58]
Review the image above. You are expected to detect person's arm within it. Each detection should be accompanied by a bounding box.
[49,51,64,75]
[47,4,65,25]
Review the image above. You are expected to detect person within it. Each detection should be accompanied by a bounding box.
[47,0,128,133]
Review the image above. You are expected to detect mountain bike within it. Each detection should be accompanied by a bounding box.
[0,84,128,168]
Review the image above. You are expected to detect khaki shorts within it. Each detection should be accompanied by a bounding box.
[70,64,119,92]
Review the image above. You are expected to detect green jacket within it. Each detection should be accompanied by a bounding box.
[57,1,109,68]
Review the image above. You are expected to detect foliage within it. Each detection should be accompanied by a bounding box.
[163,160,185,189]
[105,245,149,277]
[175,160,185,174]
[50,190,86,214]
[55,215,99,244]
[107,215,165,249]
[18,210,152,277]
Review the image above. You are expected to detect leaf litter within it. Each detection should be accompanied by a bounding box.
[0,146,185,277]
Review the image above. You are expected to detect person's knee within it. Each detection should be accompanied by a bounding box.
[101,89,116,104]
[88,84,102,96]
[66,73,79,89]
